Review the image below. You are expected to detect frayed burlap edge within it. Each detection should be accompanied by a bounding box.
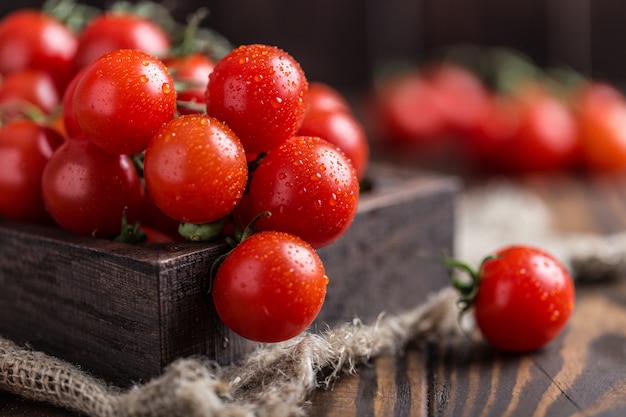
[0,287,460,417]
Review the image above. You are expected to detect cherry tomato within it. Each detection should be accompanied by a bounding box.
[465,93,520,172]
[60,68,86,139]
[297,108,369,180]
[574,82,626,172]
[248,135,359,248]
[72,49,177,155]
[41,138,144,237]
[0,69,60,120]
[0,10,77,93]
[164,52,215,115]
[0,120,64,223]
[371,71,447,148]
[506,83,579,173]
[144,114,248,224]
[421,63,491,137]
[306,81,351,114]
[206,43,309,154]
[468,245,575,352]
[212,230,328,342]
[73,12,171,70]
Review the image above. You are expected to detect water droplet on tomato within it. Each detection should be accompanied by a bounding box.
[141,60,149,66]
[278,172,287,180]
[140,75,148,83]
[162,83,172,94]
[271,97,283,108]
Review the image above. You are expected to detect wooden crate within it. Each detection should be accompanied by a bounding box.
[0,164,459,386]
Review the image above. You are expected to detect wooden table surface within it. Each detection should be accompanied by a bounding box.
[3,173,626,417]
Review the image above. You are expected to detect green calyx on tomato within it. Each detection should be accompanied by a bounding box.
[441,254,497,313]
[209,211,272,283]
[179,218,227,242]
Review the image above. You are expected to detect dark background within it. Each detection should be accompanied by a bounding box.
[1,0,624,94]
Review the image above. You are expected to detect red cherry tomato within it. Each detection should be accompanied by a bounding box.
[0,69,60,120]
[72,49,177,155]
[41,138,144,237]
[248,135,359,248]
[60,68,86,139]
[472,245,575,352]
[574,82,626,172]
[507,83,579,173]
[306,81,351,114]
[466,93,520,172]
[73,12,171,70]
[206,43,309,154]
[212,230,328,343]
[0,10,77,93]
[164,53,215,115]
[144,114,248,224]
[421,63,491,137]
[297,108,369,180]
[372,71,447,148]
[0,120,64,223]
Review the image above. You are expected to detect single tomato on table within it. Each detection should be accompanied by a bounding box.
[447,245,575,352]
[212,230,328,343]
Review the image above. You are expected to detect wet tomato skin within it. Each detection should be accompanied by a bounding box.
[72,49,177,155]
[212,230,328,343]
[297,108,369,180]
[144,114,248,224]
[475,245,575,352]
[205,43,308,154]
[248,135,359,249]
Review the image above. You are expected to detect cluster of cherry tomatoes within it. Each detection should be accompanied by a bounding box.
[0,2,370,343]
[369,47,626,176]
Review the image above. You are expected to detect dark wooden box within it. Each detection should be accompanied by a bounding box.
[0,164,459,386]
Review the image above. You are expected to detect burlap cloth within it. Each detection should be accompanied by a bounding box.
[2,181,625,416]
